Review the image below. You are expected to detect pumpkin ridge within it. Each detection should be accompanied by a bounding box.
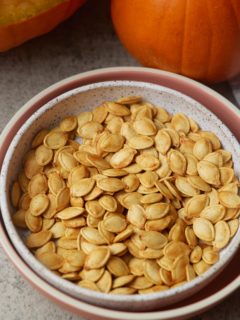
[180,0,188,74]
[229,0,240,29]
[205,0,214,81]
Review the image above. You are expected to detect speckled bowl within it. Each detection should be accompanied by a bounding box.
[1,79,240,312]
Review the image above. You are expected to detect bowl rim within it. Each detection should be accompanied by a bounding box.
[1,78,240,306]
[0,67,239,319]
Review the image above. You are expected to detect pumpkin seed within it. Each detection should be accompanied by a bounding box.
[228,219,239,237]
[189,246,202,264]
[187,176,211,192]
[129,276,154,290]
[219,191,240,208]
[60,116,77,132]
[97,177,125,192]
[144,260,162,285]
[139,171,158,188]
[97,270,112,293]
[81,227,107,245]
[193,260,211,276]
[145,203,170,219]
[99,195,117,212]
[56,187,70,211]
[25,210,42,232]
[171,113,190,134]
[58,261,81,274]
[110,287,136,295]
[200,131,221,150]
[185,194,209,218]
[80,268,104,282]
[133,119,156,136]
[169,150,187,176]
[113,226,133,243]
[78,121,103,139]
[109,243,127,256]
[129,135,154,150]
[25,230,52,248]
[43,194,57,219]
[78,280,100,291]
[44,131,68,149]
[185,153,198,176]
[92,104,108,123]
[200,205,225,223]
[48,172,65,195]
[125,205,145,229]
[204,151,223,167]
[103,214,127,233]
[58,237,78,250]
[193,138,212,160]
[18,171,29,193]
[35,145,53,167]
[29,194,49,216]
[213,221,230,249]
[38,252,64,270]
[159,268,172,285]
[155,130,171,154]
[56,207,85,220]
[85,247,111,269]
[202,247,219,265]
[145,216,171,232]
[12,209,27,228]
[70,178,95,197]
[197,160,220,185]
[11,181,21,208]
[136,154,160,171]
[140,231,167,249]
[107,256,129,276]
[185,264,196,281]
[140,193,163,204]
[172,255,189,282]
[31,129,49,148]
[193,218,214,242]
[24,151,43,179]
[77,111,93,128]
[123,174,140,192]
[35,241,56,258]
[175,177,199,197]
[105,101,130,116]
[120,192,142,209]
[117,96,142,105]
[28,173,48,198]
[98,221,115,244]
[110,147,136,169]
[164,241,190,259]
[185,226,197,248]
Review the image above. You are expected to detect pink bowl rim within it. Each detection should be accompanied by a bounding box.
[0,67,239,319]
[1,79,240,306]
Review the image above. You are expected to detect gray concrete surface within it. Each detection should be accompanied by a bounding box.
[0,1,239,319]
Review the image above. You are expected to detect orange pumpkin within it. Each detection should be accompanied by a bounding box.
[0,0,86,52]
[111,0,240,83]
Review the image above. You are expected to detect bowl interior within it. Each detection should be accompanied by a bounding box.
[1,80,240,312]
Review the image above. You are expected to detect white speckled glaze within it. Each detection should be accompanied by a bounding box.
[1,80,240,312]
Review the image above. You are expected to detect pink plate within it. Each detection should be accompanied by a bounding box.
[0,67,239,320]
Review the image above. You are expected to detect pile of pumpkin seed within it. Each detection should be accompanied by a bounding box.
[11,96,240,294]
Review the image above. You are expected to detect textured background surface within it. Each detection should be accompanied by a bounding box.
[0,1,239,319]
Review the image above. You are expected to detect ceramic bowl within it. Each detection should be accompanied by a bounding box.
[0,69,240,313]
